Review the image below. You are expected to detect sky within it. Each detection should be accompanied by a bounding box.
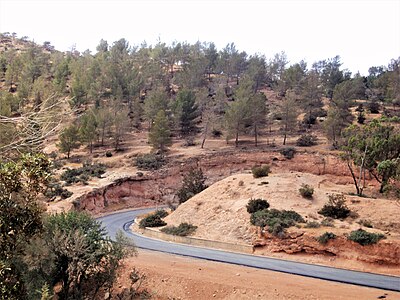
[0,0,399,75]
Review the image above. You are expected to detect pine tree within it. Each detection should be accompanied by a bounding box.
[58,124,80,158]
[149,110,172,152]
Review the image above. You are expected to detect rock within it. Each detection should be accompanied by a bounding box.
[104,292,110,299]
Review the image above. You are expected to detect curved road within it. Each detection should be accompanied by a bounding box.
[98,208,400,292]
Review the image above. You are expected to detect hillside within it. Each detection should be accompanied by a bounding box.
[163,171,400,275]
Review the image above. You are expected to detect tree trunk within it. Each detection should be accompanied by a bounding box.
[347,160,360,195]
[235,130,239,147]
[201,122,209,149]
[254,124,258,147]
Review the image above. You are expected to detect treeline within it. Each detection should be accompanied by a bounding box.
[0,33,399,155]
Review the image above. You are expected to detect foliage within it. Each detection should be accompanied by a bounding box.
[139,211,167,228]
[305,221,320,228]
[250,208,305,236]
[136,153,166,170]
[280,90,298,145]
[176,167,208,204]
[299,184,314,199]
[60,162,106,185]
[357,219,373,228]
[161,222,198,236]
[368,100,380,113]
[321,218,335,227]
[44,181,73,199]
[251,165,270,178]
[173,89,199,136]
[246,198,270,213]
[347,229,385,246]
[148,110,172,153]
[25,211,133,299]
[0,153,51,299]
[296,134,317,146]
[57,124,80,159]
[280,147,296,159]
[341,120,400,194]
[317,232,336,244]
[318,194,350,219]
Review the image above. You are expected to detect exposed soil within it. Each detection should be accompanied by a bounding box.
[114,249,400,300]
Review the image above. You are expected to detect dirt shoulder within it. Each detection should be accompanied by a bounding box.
[115,249,400,300]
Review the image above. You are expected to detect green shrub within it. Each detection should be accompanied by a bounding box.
[321,217,335,227]
[317,232,336,244]
[61,162,106,185]
[136,153,165,170]
[161,223,198,236]
[347,229,385,246]
[212,129,222,137]
[139,211,167,228]
[153,209,168,219]
[305,221,320,228]
[318,194,350,219]
[299,184,314,199]
[368,101,380,114]
[357,219,373,228]
[296,134,317,147]
[176,167,208,204]
[280,147,296,159]
[250,208,305,236]
[252,165,270,178]
[246,199,270,213]
[44,182,73,199]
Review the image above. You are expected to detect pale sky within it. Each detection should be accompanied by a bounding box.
[1,0,399,75]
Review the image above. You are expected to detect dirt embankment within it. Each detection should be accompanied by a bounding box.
[73,150,355,215]
[163,171,400,275]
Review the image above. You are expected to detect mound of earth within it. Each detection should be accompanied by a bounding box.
[163,171,400,274]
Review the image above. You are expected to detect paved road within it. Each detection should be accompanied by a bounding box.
[98,208,400,292]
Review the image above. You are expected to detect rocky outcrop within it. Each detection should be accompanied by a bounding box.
[74,150,356,215]
[253,230,400,266]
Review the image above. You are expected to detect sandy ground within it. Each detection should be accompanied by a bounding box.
[115,249,400,300]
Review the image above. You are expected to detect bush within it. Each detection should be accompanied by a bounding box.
[252,165,270,178]
[44,182,73,199]
[139,211,167,228]
[211,129,222,137]
[136,153,165,170]
[299,184,314,199]
[250,208,305,236]
[280,147,296,159]
[296,134,318,147]
[176,167,208,204]
[246,198,270,213]
[321,217,335,227]
[161,223,198,236]
[305,221,320,228]
[105,151,113,157]
[318,194,350,219]
[368,101,380,114]
[347,229,385,246]
[317,232,336,244]
[61,162,106,185]
[357,219,373,228]
[153,209,168,219]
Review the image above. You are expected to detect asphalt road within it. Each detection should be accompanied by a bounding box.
[98,208,400,292]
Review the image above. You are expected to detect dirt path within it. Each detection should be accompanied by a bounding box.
[116,250,399,300]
